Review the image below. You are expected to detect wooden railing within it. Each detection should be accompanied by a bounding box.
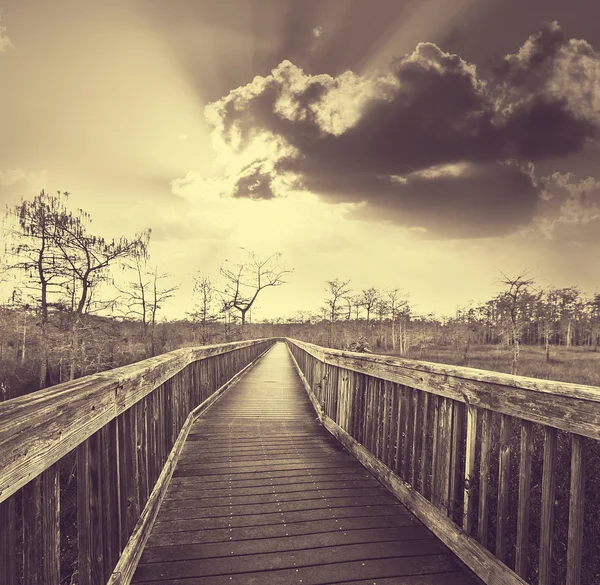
[286,338,600,585]
[0,338,274,585]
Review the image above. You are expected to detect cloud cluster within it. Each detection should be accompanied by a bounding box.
[198,22,599,238]
[0,16,13,52]
[530,172,600,242]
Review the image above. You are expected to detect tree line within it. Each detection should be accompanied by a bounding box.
[0,190,291,399]
[2,190,600,399]
[272,273,600,376]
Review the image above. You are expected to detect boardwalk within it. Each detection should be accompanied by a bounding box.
[133,342,478,585]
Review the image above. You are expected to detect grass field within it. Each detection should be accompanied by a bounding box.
[380,344,600,387]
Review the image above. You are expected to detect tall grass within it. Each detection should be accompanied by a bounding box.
[386,344,600,388]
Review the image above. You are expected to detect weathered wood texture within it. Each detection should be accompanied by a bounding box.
[0,338,274,585]
[286,338,598,585]
[133,342,478,585]
[0,339,273,502]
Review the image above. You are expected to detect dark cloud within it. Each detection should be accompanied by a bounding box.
[205,23,600,238]
[232,164,276,200]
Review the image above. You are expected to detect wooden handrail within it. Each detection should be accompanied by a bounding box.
[285,337,596,585]
[0,339,272,502]
[0,338,275,585]
[287,338,600,439]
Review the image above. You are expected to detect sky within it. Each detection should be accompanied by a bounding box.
[0,0,599,320]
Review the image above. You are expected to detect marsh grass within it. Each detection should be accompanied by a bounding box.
[386,344,600,388]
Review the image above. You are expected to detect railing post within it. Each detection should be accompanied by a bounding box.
[0,493,16,585]
[77,431,105,585]
[566,435,585,585]
[496,414,512,562]
[42,463,61,585]
[515,419,533,577]
[539,427,557,585]
[463,405,478,535]
[478,409,492,547]
[23,476,42,585]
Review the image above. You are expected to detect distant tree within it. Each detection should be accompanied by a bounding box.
[324,279,352,323]
[324,278,352,347]
[360,287,380,323]
[118,258,179,356]
[190,275,220,344]
[218,250,291,327]
[496,272,536,375]
[4,191,72,387]
[387,288,411,353]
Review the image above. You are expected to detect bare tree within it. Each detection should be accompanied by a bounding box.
[496,272,536,375]
[324,278,352,347]
[387,288,410,353]
[5,191,72,388]
[324,279,352,323]
[360,287,380,323]
[118,258,179,356]
[218,250,291,327]
[190,275,220,344]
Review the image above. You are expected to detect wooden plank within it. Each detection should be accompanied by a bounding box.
[515,420,533,578]
[463,405,478,536]
[566,434,585,585]
[402,387,414,482]
[394,386,404,474]
[449,401,464,522]
[0,339,273,503]
[387,383,400,470]
[0,493,16,585]
[125,406,140,540]
[496,414,511,563]
[42,463,61,585]
[78,432,105,585]
[539,426,557,585]
[410,390,421,485]
[431,395,440,503]
[101,419,121,576]
[381,380,391,465]
[420,392,431,496]
[136,400,149,511]
[478,409,492,548]
[23,476,42,585]
[437,398,453,514]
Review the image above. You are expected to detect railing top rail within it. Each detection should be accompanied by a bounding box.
[285,337,600,440]
[0,338,271,503]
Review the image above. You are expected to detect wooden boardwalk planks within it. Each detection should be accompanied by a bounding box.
[133,343,479,585]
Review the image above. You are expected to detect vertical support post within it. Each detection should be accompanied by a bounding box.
[78,432,105,585]
[42,463,61,585]
[0,494,17,585]
[463,405,478,535]
[539,427,557,585]
[420,393,431,497]
[101,419,121,575]
[566,435,585,585]
[478,409,492,547]
[496,414,512,563]
[516,420,533,577]
[23,476,42,585]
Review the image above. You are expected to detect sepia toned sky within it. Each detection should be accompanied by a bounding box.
[1,0,599,319]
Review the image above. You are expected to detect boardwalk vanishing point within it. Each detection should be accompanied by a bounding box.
[133,342,479,584]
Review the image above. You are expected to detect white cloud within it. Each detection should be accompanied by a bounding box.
[0,16,13,52]
[0,168,27,186]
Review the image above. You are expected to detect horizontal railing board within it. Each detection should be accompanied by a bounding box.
[0,339,271,503]
[286,338,600,440]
